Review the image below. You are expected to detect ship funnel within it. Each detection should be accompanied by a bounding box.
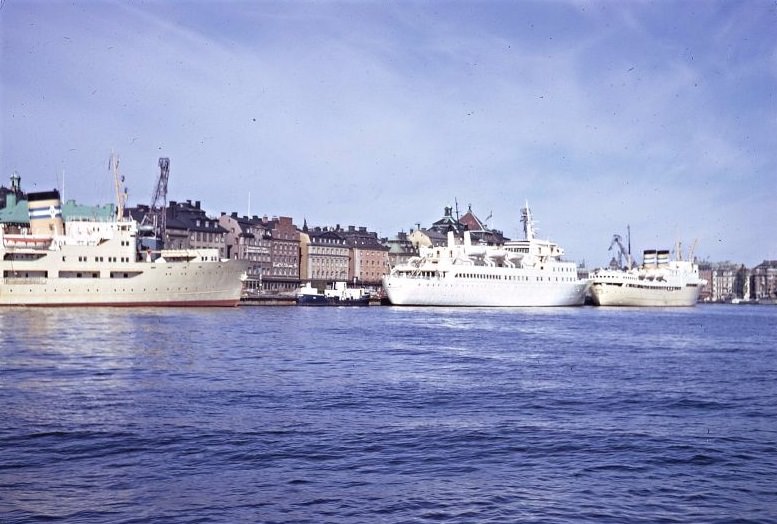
[657,250,670,267]
[642,249,658,268]
[27,190,64,237]
[447,231,456,247]
[464,230,472,247]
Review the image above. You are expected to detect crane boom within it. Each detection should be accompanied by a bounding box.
[608,232,633,269]
[150,157,170,240]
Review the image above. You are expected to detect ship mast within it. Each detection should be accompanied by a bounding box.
[521,202,535,241]
[110,153,127,221]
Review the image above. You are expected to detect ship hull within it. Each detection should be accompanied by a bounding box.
[589,282,701,307]
[296,294,370,306]
[383,275,589,307]
[0,260,245,307]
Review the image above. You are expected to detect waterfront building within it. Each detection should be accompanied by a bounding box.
[217,213,300,294]
[699,262,749,302]
[712,263,737,302]
[751,260,777,302]
[164,201,227,256]
[457,205,507,245]
[303,226,349,285]
[429,205,467,236]
[407,227,448,249]
[128,200,228,257]
[263,216,300,293]
[408,204,508,250]
[383,231,418,270]
[340,225,390,286]
[698,265,714,302]
[219,213,272,294]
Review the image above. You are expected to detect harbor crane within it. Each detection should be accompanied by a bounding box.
[141,157,170,243]
[608,226,633,269]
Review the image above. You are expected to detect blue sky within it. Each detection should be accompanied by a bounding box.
[2,0,775,266]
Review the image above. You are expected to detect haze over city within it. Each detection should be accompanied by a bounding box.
[2,0,776,267]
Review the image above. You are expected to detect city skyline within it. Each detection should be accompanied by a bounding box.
[2,1,776,267]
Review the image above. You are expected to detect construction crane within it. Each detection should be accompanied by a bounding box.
[608,226,633,269]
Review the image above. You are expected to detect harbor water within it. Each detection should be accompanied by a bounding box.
[1,305,776,523]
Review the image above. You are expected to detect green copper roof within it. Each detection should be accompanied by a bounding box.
[0,199,117,224]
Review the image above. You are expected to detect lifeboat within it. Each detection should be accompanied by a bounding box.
[2,234,53,249]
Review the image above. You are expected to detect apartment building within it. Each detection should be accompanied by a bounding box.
[263,216,300,293]
[218,213,271,293]
[340,225,390,286]
[384,231,418,270]
[699,262,749,302]
[751,260,777,301]
[303,226,349,285]
[161,200,227,256]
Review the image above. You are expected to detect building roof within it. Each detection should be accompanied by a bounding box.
[309,227,347,245]
[165,200,227,234]
[430,206,464,234]
[459,206,488,231]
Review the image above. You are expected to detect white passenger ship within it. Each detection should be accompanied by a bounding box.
[382,206,589,306]
[0,190,246,307]
[589,248,705,307]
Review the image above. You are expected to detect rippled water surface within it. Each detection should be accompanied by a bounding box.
[2,305,776,523]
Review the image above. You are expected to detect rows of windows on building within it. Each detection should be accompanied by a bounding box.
[698,261,777,303]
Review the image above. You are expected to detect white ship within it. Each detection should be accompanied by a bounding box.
[589,246,705,307]
[0,189,246,307]
[382,206,589,306]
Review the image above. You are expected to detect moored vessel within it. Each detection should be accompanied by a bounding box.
[589,243,706,307]
[382,205,589,307]
[296,281,370,306]
[0,189,246,307]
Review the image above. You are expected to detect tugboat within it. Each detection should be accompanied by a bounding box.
[296,282,370,306]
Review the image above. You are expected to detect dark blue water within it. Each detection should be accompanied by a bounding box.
[1,305,776,523]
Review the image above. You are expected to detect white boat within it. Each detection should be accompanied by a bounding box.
[1,189,246,307]
[589,247,706,307]
[296,282,370,306]
[382,206,589,306]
